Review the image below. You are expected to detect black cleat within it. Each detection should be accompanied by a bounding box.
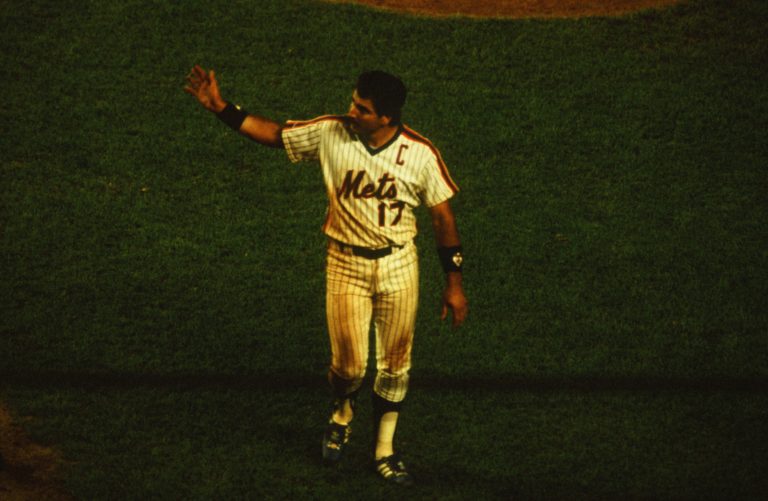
[375,453,414,486]
[322,420,351,463]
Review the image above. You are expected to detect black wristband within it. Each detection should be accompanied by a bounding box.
[437,245,463,273]
[216,102,248,130]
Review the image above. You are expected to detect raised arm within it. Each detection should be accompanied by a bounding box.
[184,65,284,148]
[429,200,468,327]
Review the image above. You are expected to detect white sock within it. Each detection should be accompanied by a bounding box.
[332,398,354,425]
[375,411,399,459]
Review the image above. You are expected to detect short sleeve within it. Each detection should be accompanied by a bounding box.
[420,147,459,207]
[282,118,326,163]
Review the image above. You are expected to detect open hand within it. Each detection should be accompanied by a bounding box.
[184,65,226,113]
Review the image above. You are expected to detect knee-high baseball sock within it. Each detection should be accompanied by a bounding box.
[372,392,403,459]
[328,370,360,425]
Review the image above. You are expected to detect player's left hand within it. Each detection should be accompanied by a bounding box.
[441,281,468,328]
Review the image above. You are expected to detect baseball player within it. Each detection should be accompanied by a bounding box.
[184,65,467,486]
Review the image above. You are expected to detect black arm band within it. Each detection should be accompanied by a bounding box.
[216,102,248,131]
[437,245,463,273]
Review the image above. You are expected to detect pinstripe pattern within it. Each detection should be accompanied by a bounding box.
[326,241,418,402]
[282,116,457,405]
[283,117,457,248]
[401,126,460,198]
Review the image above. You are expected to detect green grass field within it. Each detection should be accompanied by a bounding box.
[2,0,767,498]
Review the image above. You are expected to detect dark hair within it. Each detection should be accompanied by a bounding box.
[356,71,407,125]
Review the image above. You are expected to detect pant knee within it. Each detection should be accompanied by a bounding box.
[374,369,409,403]
[328,368,364,397]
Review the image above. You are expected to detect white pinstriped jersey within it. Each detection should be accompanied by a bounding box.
[282,116,458,249]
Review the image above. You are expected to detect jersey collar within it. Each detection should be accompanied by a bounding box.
[358,125,403,157]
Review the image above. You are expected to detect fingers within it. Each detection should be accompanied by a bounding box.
[184,65,216,100]
[184,75,199,91]
[440,303,467,328]
[193,64,207,80]
[440,299,468,328]
[452,304,468,328]
[185,65,212,88]
[208,70,221,95]
[185,73,203,92]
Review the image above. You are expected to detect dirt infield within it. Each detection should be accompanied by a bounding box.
[324,0,684,18]
[0,404,72,500]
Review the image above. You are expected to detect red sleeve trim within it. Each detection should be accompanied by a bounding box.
[285,115,348,130]
[402,126,459,194]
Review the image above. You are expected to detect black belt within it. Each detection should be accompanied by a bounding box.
[331,240,404,260]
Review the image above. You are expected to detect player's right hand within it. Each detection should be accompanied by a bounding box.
[184,65,226,113]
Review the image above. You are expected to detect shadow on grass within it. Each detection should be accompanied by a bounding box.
[2,370,766,393]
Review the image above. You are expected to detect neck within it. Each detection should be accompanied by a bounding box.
[365,124,399,149]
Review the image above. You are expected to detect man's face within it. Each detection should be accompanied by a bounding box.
[347,90,390,136]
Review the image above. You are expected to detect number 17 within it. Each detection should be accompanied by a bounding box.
[378,201,405,226]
